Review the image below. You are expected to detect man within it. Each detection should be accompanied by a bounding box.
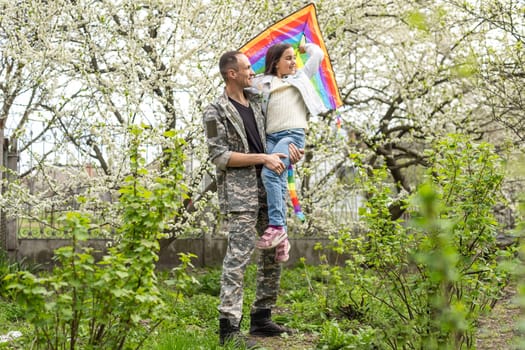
[202,51,301,347]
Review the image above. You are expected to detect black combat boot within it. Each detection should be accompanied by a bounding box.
[249,309,294,337]
[219,318,258,348]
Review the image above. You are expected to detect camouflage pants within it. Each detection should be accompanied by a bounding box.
[218,183,282,327]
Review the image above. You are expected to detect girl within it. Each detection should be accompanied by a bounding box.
[253,42,328,262]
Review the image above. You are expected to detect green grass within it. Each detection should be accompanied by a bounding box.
[0,298,26,334]
[147,329,237,350]
[138,263,323,349]
[125,263,321,349]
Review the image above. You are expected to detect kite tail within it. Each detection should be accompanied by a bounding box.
[336,114,343,137]
[287,164,306,222]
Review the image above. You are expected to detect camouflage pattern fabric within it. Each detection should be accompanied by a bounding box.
[219,178,282,325]
[203,88,282,327]
[203,89,266,214]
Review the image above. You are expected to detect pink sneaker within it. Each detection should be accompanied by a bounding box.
[256,227,287,250]
[275,239,290,263]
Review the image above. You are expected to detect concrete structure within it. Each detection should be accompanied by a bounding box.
[18,237,350,269]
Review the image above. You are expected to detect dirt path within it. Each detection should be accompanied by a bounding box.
[476,286,521,350]
[249,333,318,350]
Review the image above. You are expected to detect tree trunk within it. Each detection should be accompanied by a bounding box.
[0,127,5,251]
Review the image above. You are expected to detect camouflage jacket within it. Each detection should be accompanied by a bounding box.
[203,88,267,214]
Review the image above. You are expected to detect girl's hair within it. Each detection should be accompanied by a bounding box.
[264,43,293,75]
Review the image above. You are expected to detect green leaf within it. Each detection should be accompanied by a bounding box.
[115,270,129,279]
[406,10,429,32]
[30,286,49,295]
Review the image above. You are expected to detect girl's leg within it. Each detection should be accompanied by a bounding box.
[259,130,305,252]
[262,136,293,227]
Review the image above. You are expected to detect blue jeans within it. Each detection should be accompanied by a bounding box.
[261,128,305,227]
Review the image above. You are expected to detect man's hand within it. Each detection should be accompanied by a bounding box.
[288,143,304,164]
[264,153,287,174]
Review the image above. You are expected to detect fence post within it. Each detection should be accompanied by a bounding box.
[0,135,6,252]
[1,138,19,257]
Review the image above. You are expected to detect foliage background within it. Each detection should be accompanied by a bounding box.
[0,0,523,240]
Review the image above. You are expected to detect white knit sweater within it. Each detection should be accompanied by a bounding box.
[265,77,308,134]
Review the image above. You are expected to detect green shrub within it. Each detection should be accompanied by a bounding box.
[318,135,515,349]
[194,268,222,297]
[2,127,188,349]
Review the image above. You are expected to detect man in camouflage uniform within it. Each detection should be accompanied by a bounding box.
[203,51,299,347]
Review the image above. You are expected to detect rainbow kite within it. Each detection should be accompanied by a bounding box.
[240,4,342,222]
[239,3,343,111]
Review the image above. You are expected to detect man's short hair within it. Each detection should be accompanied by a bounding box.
[219,51,242,82]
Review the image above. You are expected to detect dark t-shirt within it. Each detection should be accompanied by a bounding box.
[229,98,264,154]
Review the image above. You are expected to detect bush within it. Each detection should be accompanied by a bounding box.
[2,127,188,349]
[317,135,516,349]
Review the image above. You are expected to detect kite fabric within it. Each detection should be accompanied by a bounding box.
[287,164,306,222]
[240,3,342,222]
[239,3,342,111]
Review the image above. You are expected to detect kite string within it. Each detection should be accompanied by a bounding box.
[287,164,306,222]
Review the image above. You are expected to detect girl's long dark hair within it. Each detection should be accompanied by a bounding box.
[264,43,293,75]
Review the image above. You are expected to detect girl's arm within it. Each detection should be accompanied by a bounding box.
[300,43,324,79]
